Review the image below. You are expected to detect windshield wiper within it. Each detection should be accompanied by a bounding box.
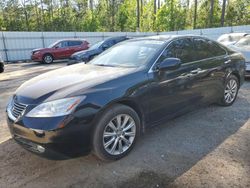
[93,64,137,68]
[94,64,116,67]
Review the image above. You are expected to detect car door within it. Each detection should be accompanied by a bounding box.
[146,38,203,125]
[53,41,69,59]
[191,37,227,104]
[68,41,83,55]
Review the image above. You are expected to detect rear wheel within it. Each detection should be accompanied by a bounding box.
[218,75,239,106]
[89,55,96,61]
[0,63,4,73]
[92,104,140,161]
[43,54,53,64]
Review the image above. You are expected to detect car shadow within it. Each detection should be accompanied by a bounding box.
[0,88,249,187]
[20,60,69,68]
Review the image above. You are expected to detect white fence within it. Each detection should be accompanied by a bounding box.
[0,25,250,62]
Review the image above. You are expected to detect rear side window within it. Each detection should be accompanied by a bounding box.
[68,41,82,47]
[157,38,195,64]
[107,40,116,46]
[208,41,226,56]
[193,38,226,60]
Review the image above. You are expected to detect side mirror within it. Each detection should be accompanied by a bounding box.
[157,58,181,71]
[54,45,59,49]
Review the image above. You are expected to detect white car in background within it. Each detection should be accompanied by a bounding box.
[218,33,250,77]
[229,35,250,77]
[217,33,249,46]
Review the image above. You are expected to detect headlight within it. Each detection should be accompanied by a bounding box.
[33,51,40,55]
[26,96,85,117]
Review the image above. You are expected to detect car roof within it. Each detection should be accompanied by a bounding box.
[129,35,209,42]
[57,38,87,42]
[104,36,128,41]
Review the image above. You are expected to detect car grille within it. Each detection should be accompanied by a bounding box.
[10,99,27,120]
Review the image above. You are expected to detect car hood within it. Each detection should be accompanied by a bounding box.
[15,64,137,104]
[32,48,50,53]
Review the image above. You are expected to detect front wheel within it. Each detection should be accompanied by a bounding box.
[43,54,53,64]
[0,65,4,73]
[92,104,140,161]
[218,75,239,106]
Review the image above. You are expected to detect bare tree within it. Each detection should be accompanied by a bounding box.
[193,0,198,29]
[89,0,93,11]
[140,0,143,29]
[221,0,226,26]
[20,0,30,31]
[210,0,214,27]
[153,0,157,28]
[136,0,140,31]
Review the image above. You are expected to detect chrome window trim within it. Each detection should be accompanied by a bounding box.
[148,36,228,73]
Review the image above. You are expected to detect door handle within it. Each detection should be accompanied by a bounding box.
[224,59,231,64]
[190,68,202,74]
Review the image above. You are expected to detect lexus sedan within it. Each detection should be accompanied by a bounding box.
[31,39,89,64]
[68,36,129,65]
[6,35,245,160]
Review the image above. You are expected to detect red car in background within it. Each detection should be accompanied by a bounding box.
[31,39,89,64]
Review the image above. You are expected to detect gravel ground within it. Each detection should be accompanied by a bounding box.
[0,62,249,188]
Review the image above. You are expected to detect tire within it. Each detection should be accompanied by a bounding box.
[92,104,140,161]
[218,74,239,106]
[89,55,96,61]
[42,54,53,64]
[0,64,4,73]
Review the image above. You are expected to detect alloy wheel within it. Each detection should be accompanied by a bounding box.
[44,55,53,64]
[103,114,136,155]
[224,79,238,104]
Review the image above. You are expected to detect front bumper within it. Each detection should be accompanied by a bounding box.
[31,53,42,62]
[67,59,81,65]
[6,115,93,159]
[245,62,250,77]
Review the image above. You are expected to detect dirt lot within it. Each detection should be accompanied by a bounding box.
[0,62,249,188]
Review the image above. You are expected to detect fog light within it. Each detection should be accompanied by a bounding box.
[31,129,45,137]
[37,145,45,153]
[32,129,44,134]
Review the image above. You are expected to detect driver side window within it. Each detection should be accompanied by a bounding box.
[156,38,194,65]
[57,41,68,48]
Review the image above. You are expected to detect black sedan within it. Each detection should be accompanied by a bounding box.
[6,35,245,160]
[68,36,129,65]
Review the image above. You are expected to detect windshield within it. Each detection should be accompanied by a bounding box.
[89,41,104,50]
[89,40,164,68]
[48,41,59,48]
[235,35,250,47]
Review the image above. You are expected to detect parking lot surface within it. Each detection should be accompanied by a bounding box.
[0,62,249,188]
